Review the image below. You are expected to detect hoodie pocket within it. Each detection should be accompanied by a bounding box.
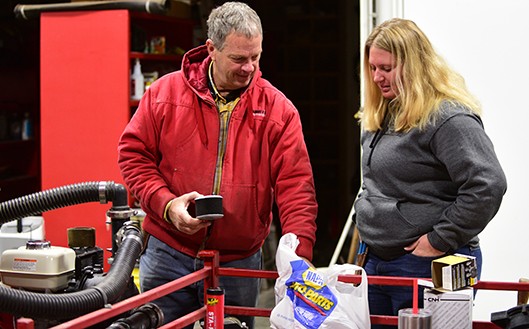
[207,183,268,252]
[356,195,421,247]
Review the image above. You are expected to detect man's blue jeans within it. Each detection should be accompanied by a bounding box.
[140,236,262,328]
[365,245,482,329]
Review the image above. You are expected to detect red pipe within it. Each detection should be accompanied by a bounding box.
[12,250,528,329]
[48,267,210,329]
[14,318,33,329]
[160,307,207,329]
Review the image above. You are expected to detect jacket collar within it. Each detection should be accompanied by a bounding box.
[207,61,242,103]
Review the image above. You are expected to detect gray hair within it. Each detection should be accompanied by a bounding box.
[207,2,263,50]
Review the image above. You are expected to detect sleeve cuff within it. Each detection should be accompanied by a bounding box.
[296,236,314,261]
[163,199,175,223]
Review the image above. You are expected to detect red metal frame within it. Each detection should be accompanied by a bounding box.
[10,250,529,329]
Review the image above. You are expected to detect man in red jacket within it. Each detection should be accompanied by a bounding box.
[117,2,318,327]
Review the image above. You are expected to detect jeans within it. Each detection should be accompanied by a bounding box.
[365,245,482,329]
[140,236,262,328]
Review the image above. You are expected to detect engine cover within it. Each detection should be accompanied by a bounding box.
[0,240,75,291]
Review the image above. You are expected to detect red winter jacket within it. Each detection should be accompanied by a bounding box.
[118,45,317,262]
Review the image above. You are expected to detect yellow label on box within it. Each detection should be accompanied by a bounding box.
[431,253,477,291]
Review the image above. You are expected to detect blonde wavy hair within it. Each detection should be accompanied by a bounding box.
[360,18,481,132]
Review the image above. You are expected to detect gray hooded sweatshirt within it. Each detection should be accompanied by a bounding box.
[354,102,507,260]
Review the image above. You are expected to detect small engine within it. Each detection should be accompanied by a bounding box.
[0,181,147,328]
[0,240,75,292]
[0,226,105,293]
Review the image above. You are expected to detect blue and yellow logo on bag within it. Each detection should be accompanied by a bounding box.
[285,260,338,327]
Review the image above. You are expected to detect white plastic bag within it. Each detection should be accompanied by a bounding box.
[270,233,370,329]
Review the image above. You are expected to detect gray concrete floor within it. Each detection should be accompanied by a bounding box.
[255,284,274,328]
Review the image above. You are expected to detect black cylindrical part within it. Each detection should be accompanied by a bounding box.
[107,303,164,329]
[14,0,169,20]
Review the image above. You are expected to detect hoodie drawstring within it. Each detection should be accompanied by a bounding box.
[367,115,389,166]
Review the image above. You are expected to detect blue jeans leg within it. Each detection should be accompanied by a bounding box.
[364,245,482,329]
[139,236,261,328]
[220,253,262,328]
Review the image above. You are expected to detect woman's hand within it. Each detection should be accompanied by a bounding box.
[166,191,211,235]
[404,234,444,257]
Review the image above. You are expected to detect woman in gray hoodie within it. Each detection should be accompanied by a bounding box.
[354,18,507,328]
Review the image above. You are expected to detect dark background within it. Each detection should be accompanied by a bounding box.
[242,0,362,267]
[0,0,362,268]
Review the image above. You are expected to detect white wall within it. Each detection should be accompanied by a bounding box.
[401,0,529,321]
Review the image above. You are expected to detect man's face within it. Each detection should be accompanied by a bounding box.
[207,32,262,91]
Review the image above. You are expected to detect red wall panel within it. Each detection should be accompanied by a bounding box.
[41,10,130,271]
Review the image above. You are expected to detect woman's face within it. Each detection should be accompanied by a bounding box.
[368,46,399,100]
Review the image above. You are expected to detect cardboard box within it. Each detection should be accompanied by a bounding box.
[424,287,473,329]
[431,253,478,291]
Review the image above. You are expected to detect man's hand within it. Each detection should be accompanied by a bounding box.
[404,234,444,257]
[299,257,315,268]
[166,191,211,235]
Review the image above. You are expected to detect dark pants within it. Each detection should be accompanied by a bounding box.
[364,245,482,329]
[140,236,262,328]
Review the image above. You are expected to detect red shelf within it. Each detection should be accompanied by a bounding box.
[130,11,195,25]
[0,175,39,202]
[130,52,183,62]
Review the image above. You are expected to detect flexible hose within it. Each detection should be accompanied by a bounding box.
[0,224,142,319]
[0,181,143,321]
[14,0,169,20]
[0,181,119,225]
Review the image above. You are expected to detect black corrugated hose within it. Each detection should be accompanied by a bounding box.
[0,181,143,321]
[13,0,170,20]
[0,181,125,224]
